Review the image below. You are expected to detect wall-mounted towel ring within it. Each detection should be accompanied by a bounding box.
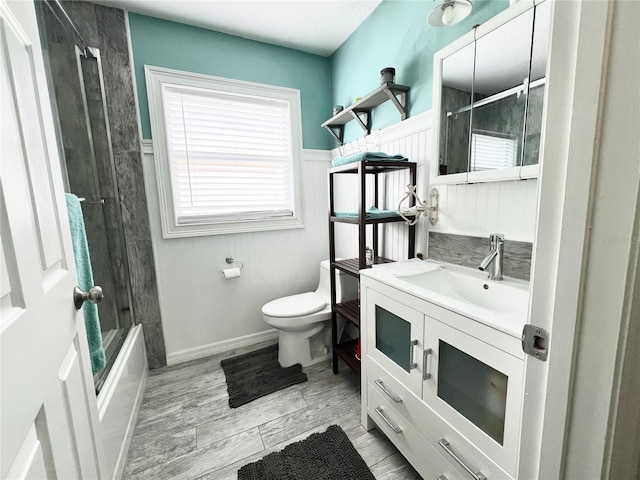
[397,185,439,226]
[225,256,244,270]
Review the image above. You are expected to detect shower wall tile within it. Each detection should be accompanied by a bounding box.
[114,151,152,242]
[62,1,99,47]
[126,240,162,326]
[94,5,129,55]
[101,50,141,153]
[142,322,168,370]
[428,231,532,281]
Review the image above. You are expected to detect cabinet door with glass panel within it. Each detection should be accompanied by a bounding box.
[422,316,524,477]
[365,289,425,396]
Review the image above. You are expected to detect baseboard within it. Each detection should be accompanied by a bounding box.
[166,329,280,366]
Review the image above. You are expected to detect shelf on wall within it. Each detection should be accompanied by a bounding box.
[322,83,410,145]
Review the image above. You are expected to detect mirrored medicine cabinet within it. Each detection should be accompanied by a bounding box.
[432,0,551,184]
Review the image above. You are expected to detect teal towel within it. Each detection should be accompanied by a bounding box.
[331,151,408,167]
[65,194,106,375]
[334,206,401,219]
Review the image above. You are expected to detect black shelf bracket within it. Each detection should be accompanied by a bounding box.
[325,125,344,145]
[349,110,371,134]
[385,89,409,120]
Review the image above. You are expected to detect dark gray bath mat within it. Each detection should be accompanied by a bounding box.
[238,425,376,480]
[221,343,307,408]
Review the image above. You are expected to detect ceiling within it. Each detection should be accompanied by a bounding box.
[91,0,383,57]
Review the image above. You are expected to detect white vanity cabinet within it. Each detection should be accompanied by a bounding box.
[361,275,525,479]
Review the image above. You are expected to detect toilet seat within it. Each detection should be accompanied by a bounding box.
[262,292,326,318]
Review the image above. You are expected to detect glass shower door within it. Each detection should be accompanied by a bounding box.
[76,47,134,392]
[37,0,134,393]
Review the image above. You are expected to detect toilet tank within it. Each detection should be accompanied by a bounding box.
[317,260,358,304]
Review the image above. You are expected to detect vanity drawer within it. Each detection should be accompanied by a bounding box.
[367,387,463,480]
[366,356,428,425]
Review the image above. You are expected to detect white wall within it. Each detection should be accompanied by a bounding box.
[142,144,332,364]
[431,180,538,243]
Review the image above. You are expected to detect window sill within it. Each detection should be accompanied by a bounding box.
[161,216,305,238]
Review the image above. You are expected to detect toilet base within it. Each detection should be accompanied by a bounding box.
[277,323,325,367]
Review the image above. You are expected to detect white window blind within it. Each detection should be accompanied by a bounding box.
[162,84,295,225]
[471,131,518,171]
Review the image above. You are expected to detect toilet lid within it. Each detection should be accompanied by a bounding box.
[262,292,326,317]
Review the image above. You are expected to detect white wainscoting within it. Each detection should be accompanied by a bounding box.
[141,143,332,361]
[331,111,433,261]
[97,325,147,480]
[430,180,538,243]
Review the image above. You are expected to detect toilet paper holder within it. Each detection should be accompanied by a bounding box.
[224,256,244,270]
[221,257,244,279]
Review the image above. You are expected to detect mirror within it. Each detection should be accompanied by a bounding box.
[470,9,533,173]
[434,1,550,183]
[439,42,475,175]
[522,0,551,171]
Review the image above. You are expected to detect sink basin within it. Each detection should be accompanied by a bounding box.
[360,259,530,337]
[397,267,528,315]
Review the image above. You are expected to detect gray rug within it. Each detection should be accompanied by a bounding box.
[238,425,376,480]
[221,344,307,408]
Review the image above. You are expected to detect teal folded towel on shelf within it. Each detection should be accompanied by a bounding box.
[65,193,106,375]
[334,206,400,219]
[331,151,408,167]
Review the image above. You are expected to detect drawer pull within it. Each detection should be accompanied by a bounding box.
[409,339,419,370]
[375,407,402,434]
[437,476,449,480]
[438,439,486,480]
[375,379,403,403]
[423,348,432,380]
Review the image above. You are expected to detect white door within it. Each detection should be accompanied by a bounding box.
[1,1,105,479]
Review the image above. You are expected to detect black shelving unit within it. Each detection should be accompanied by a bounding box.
[328,160,417,374]
[321,83,410,145]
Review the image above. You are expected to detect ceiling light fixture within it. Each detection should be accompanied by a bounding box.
[428,0,473,27]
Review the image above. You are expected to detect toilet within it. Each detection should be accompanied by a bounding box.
[262,260,358,367]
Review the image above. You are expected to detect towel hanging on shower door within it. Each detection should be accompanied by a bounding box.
[65,193,106,375]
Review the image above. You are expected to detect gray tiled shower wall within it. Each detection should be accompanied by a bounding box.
[40,1,166,368]
[428,232,533,281]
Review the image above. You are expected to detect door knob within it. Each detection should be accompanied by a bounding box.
[73,285,103,310]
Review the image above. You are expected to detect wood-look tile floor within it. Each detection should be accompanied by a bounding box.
[122,342,422,479]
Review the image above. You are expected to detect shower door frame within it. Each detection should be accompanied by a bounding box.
[73,44,135,392]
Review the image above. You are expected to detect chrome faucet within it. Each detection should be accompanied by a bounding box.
[479,234,504,280]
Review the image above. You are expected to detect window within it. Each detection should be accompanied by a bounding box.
[470,130,518,171]
[146,66,304,237]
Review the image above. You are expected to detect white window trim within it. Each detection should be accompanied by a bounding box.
[145,65,305,238]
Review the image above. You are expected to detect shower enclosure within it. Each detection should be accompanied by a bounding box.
[36,0,134,393]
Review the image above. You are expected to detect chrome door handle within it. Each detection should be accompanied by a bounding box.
[409,339,419,370]
[423,348,433,380]
[438,439,486,480]
[375,379,403,403]
[375,407,402,433]
[73,285,103,310]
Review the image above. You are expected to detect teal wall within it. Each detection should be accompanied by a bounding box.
[128,14,333,149]
[129,2,509,149]
[330,0,509,144]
